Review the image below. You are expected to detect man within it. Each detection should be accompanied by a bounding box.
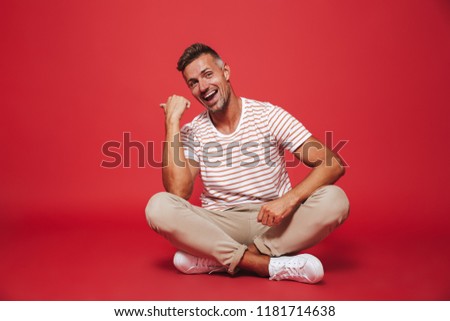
[145,43,349,283]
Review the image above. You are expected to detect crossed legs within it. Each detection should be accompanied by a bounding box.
[145,185,349,276]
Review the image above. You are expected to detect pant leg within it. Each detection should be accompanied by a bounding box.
[145,192,247,274]
[253,185,350,256]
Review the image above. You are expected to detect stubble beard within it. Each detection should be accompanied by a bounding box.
[208,87,231,114]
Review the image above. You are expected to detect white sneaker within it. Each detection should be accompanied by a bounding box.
[269,254,324,284]
[173,251,226,274]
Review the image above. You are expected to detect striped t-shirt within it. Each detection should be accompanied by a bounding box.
[180,97,311,211]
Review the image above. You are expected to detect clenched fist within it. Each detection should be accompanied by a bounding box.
[160,95,191,124]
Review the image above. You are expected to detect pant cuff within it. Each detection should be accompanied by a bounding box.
[254,236,281,257]
[227,244,248,274]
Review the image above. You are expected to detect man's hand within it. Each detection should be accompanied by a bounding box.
[257,194,298,226]
[160,95,191,124]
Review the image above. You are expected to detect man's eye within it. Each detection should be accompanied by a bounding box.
[189,82,197,88]
[205,72,213,78]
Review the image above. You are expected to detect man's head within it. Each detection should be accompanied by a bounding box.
[177,43,232,113]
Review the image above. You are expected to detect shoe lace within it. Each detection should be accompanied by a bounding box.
[186,256,224,274]
[270,257,307,280]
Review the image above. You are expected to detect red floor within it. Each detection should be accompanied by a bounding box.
[1,202,449,301]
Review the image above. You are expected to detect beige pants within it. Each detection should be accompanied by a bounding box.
[145,185,349,274]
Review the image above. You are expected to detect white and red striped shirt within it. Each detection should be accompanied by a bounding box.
[181,98,311,211]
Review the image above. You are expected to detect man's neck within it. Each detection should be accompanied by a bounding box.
[209,93,242,135]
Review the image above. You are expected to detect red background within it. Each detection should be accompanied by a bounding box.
[1,0,450,300]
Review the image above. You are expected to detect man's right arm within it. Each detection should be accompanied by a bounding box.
[161,95,199,199]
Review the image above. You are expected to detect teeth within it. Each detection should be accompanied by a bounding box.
[204,90,217,99]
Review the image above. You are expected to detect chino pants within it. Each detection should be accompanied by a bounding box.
[145,185,349,274]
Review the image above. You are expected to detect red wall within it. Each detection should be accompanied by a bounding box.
[1,0,450,235]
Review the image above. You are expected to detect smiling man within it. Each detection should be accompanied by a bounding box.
[145,43,349,283]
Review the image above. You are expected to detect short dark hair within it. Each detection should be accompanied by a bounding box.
[177,43,222,72]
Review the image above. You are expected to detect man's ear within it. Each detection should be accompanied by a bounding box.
[223,64,230,81]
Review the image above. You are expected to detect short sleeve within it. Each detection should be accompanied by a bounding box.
[267,105,312,153]
[180,123,200,162]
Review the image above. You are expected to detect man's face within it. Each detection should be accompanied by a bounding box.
[183,54,231,113]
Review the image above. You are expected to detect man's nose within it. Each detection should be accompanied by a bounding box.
[199,79,208,93]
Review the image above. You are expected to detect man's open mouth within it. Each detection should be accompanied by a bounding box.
[203,90,218,102]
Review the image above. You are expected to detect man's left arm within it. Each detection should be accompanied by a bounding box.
[257,136,345,226]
